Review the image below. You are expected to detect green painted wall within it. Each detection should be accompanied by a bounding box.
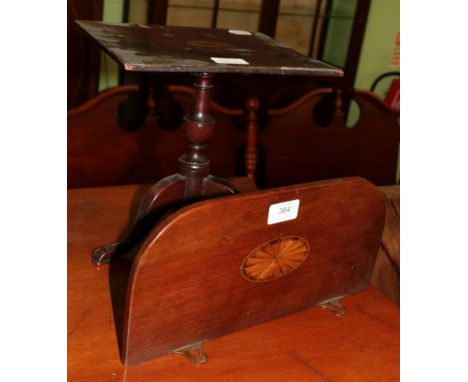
[321,0,400,123]
[354,0,400,97]
[322,0,400,95]
[321,0,358,68]
[350,0,400,183]
[98,0,125,91]
[348,0,400,124]
[98,0,149,91]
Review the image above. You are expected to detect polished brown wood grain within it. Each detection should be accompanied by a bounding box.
[68,182,399,381]
[123,177,386,365]
[372,185,400,305]
[259,88,400,187]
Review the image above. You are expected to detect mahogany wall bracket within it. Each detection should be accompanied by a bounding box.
[68,182,400,380]
[121,177,386,365]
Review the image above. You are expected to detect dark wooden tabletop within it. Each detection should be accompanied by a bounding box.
[68,183,399,381]
[76,21,343,76]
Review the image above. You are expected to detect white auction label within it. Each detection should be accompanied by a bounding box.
[210,57,249,65]
[228,29,252,35]
[267,199,300,225]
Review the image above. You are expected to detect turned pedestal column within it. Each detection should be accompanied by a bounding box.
[91,73,237,265]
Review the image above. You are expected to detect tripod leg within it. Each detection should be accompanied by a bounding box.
[91,174,186,265]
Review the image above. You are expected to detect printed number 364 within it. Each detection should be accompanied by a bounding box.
[279,206,291,214]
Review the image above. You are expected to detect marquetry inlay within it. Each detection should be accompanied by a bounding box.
[241,236,309,282]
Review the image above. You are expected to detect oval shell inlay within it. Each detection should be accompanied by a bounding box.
[241,236,310,282]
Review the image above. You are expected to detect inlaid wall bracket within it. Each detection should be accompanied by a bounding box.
[120,178,385,365]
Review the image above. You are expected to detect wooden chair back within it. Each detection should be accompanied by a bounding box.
[258,88,400,187]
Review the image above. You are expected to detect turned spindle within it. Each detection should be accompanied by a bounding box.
[245,96,259,180]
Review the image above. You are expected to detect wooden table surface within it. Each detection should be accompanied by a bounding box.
[76,21,342,76]
[68,183,399,381]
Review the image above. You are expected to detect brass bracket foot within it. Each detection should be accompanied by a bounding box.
[317,297,347,317]
[173,341,208,365]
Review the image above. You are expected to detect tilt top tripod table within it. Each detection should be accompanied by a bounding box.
[76,21,342,265]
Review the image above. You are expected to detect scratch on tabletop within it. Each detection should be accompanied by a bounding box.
[68,306,91,337]
[355,304,399,331]
[288,352,332,382]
